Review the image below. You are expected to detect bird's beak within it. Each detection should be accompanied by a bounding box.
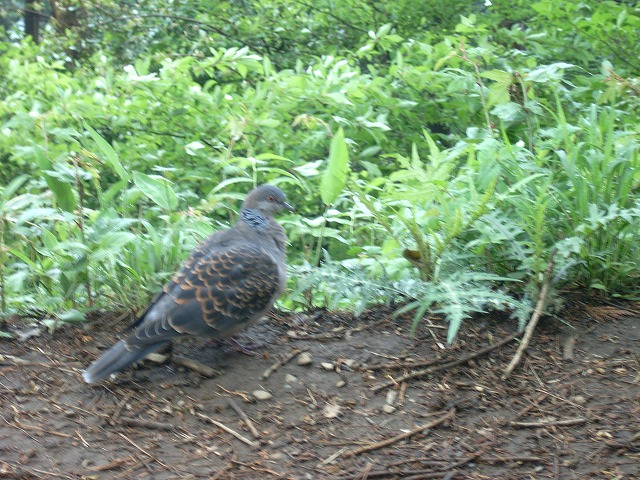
[283,201,295,212]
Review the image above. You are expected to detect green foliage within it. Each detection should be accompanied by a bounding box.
[320,128,350,206]
[1,0,639,343]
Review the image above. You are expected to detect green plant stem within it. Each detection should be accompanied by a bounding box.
[0,220,5,313]
[73,155,93,307]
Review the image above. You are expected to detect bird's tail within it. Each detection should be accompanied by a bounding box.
[82,340,166,384]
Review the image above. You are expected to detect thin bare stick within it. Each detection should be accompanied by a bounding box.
[110,393,132,423]
[318,447,349,467]
[90,455,136,472]
[120,417,175,431]
[262,348,304,380]
[563,335,577,361]
[172,355,219,377]
[118,432,170,469]
[345,408,455,457]
[372,334,518,392]
[13,419,73,438]
[510,417,588,428]
[195,412,259,448]
[502,251,556,380]
[534,388,586,410]
[227,398,260,438]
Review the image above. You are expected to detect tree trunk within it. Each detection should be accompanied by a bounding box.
[24,0,41,43]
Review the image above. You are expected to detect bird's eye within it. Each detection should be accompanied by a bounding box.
[267,195,275,202]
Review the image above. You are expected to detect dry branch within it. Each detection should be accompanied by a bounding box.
[510,417,588,427]
[345,408,455,457]
[120,417,175,431]
[502,250,557,380]
[195,412,259,448]
[227,398,260,438]
[172,355,219,377]
[262,348,304,379]
[372,334,518,392]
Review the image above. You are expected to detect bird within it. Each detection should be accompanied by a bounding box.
[83,184,293,384]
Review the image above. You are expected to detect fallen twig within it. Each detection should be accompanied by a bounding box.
[480,455,543,463]
[217,385,252,402]
[12,419,73,438]
[364,355,443,372]
[502,250,556,380]
[229,459,284,477]
[227,398,260,438]
[110,393,132,424]
[172,355,219,377]
[510,417,588,427]
[605,430,640,449]
[0,463,75,479]
[90,455,136,472]
[345,408,455,457]
[195,412,259,448]
[120,417,175,431]
[318,447,349,467]
[563,335,578,361]
[534,388,586,410]
[118,432,170,469]
[371,334,518,392]
[404,470,461,480]
[261,348,304,380]
[0,354,50,367]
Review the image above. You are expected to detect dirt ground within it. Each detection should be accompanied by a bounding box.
[0,298,638,479]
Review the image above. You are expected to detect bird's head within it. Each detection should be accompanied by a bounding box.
[243,184,294,217]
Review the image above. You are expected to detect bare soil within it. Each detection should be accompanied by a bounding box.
[1,298,638,479]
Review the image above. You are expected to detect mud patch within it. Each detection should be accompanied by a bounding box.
[1,302,638,479]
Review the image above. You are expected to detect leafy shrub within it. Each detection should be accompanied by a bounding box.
[1,2,639,342]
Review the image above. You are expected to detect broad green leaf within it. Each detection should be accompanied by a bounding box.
[57,309,86,323]
[40,228,58,250]
[255,153,291,162]
[321,128,350,205]
[101,179,128,206]
[85,125,129,180]
[132,171,179,211]
[34,149,76,213]
[185,141,205,156]
[0,175,28,204]
[480,70,513,82]
[491,102,523,122]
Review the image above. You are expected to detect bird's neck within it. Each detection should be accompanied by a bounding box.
[240,208,268,229]
[239,208,288,256]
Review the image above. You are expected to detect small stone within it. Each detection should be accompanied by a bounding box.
[321,362,334,371]
[342,358,356,368]
[570,395,587,405]
[336,380,346,388]
[252,390,272,401]
[382,405,396,414]
[146,353,168,363]
[323,404,341,418]
[296,352,313,366]
[270,451,286,461]
[284,374,298,384]
[286,330,298,338]
[385,390,397,405]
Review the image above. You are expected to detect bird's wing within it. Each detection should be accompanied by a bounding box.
[150,241,280,337]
